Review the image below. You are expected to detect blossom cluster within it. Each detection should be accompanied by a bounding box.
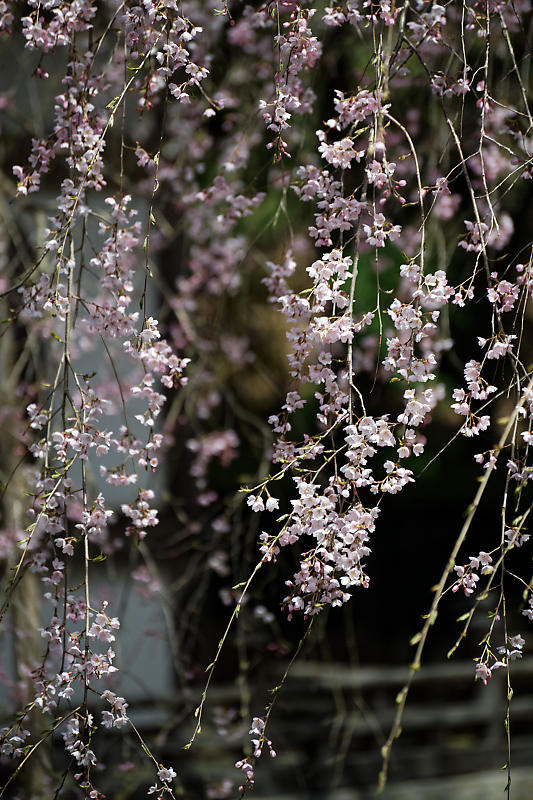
[1,1,533,797]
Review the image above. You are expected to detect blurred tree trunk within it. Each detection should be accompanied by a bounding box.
[0,210,53,796]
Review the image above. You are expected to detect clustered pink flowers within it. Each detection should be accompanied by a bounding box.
[0,1,532,797]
